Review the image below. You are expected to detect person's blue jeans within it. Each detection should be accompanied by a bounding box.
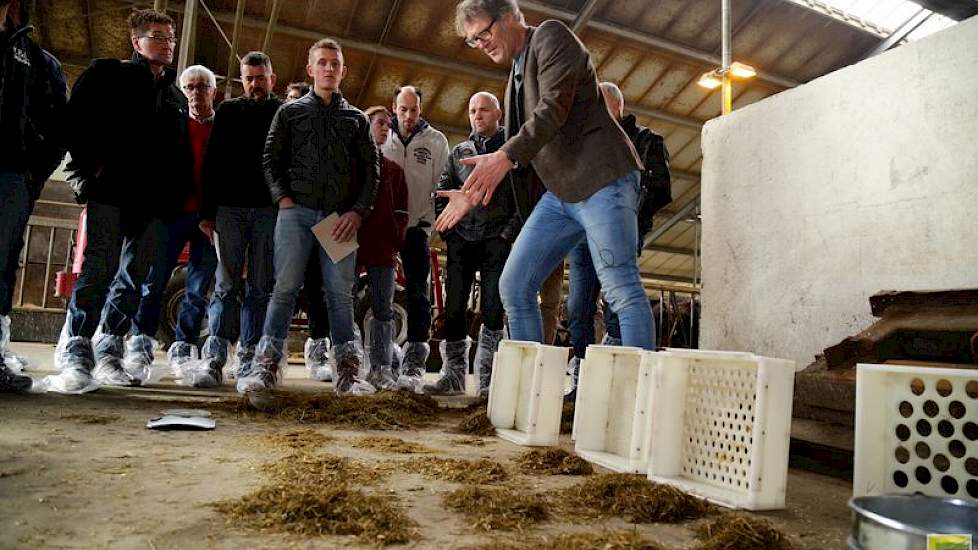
[207,205,276,347]
[499,171,655,350]
[262,205,356,344]
[132,214,217,342]
[367,266,395,323]
[68,201,155,338]
[0,173,32,316]
[567,238,626,357]
[400,226,431,343]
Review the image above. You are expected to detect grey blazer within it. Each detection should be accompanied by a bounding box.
[500,20,643,203]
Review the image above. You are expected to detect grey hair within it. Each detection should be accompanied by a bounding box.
[454,0,524,37]
[180,64,216,88]
[599,82,624,107]
[241,51,273,73]
[470,91,500,110]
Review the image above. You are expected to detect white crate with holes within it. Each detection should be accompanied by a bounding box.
[854,363,978,500]
[487,340,568,446]
[573,345,653,473]
[646,349,796,510]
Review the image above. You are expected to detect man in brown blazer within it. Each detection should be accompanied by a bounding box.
[437,0,656,352]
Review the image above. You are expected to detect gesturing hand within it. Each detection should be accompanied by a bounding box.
[332,211,362,243]
[459,150,513,206]
[434,190,475,232]
[198,220,215,244]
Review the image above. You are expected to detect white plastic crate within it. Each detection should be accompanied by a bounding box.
[573,345,653,473]
[486,340,568,446]
[854,363,978,501]
[646,349,796,510]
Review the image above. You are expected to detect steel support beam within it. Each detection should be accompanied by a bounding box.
[224,0,245,97]
[643,192,700,249]
[571,0,603,34]
[176,0,197,74]
[647,244,695,256]
[520,0,799,89]
[863,9,932,59]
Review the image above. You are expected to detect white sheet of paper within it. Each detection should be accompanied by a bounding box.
[311,213,358,263]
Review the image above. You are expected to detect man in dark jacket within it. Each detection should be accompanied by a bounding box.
[52,9,193,392]
[358,106,409,390]
[564,81,672,401]
[426,91,513,397]
[0,0,66,392]
[193,51,282,387]
[250,38,379,395]
[439,1,655,353]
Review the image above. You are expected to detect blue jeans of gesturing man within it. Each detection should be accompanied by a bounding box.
[241,204,367,395]
[499,170,655,351]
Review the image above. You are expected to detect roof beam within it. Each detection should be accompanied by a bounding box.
[647,244,695,256]
[643,191,699,249]
[571,0,603,34]
[520,0,800,89]
[862,8,933,59]
[261,0,282,53]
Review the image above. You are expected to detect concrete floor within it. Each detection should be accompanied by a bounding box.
[1,342,854,549]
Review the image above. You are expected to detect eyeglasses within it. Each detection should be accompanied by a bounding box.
[465,16,497,48]
[182,83,212,92]
[142,34,178,45]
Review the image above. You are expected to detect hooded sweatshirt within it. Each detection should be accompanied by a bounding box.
[380,119,449,235]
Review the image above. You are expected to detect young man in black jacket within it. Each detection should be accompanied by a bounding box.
[52,9,193,392]
[0,0,66,392]
[427,91,514,397]
[248,38,379,395]
[193,51,282,386]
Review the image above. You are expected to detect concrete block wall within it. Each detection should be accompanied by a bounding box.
[699,15,978,367]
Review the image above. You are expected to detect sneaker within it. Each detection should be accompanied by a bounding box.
[304,337,332,382]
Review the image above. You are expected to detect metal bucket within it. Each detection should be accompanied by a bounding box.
[848,495,978,550]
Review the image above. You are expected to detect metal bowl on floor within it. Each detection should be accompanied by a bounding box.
[848,495,978,550]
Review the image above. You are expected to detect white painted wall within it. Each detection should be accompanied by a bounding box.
[699,15,978,367]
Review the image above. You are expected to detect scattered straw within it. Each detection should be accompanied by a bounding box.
[216,390,440,430]
[561,402,575,434]
[257,429,333,451]
[214,484,416,545]
[260,452,384,486]
[466,530,665,549]
[696,515,793,550]
[352,436,434,454]
[457,410,495,436]
[559,473,714,523]
[401,456,508,484]
[443,485,548,532]
[517,448,593,476]
[451,437,489,447]
[59,413,119,425]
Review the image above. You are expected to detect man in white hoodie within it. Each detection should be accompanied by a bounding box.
[380,85,450,393]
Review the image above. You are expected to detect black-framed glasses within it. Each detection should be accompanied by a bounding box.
[465,16,498,48]
[142,33,177,45]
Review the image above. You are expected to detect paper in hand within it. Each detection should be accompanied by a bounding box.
[311,213,358,263]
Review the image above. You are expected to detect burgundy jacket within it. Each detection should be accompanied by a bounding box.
[357,155,409,268]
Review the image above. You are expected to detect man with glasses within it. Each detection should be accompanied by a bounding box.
[51,9,194,391]
[195,51,283,386]
[96,64,219,386]
[438,0,655,355]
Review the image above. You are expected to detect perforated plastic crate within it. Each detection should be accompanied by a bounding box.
[573,345,653,473]
[486,340,568,446]
[854,363,978,501]
[646,349,796,510]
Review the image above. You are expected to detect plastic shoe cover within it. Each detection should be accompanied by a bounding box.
[365,320,397,389]
[0,316,31,372]
[304,337,332,382]
[390,343,404,378]
[122,334,158,385]
[229,342,255,381]
[0,363,33,393]
[41,336,98,394]
[333,341,375,396]
[600,333,622,346]
[53,319,71,368]
[474,326,504,397]
[236,336,284,393]
[395,341,429,394]
[92,333,135,386]
[423,338,470,396]
[182,362,223,388]
[167,342,199,379]
[563,356,581,402]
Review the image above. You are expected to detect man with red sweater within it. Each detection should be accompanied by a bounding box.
[359,106,409,389]
[126,65,218,384]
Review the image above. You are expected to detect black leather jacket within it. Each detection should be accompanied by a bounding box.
[263,90,378,218]
[436,127,517,242]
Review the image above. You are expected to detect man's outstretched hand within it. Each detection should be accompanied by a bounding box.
[434,190,475,232]
[459,150,513,206]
